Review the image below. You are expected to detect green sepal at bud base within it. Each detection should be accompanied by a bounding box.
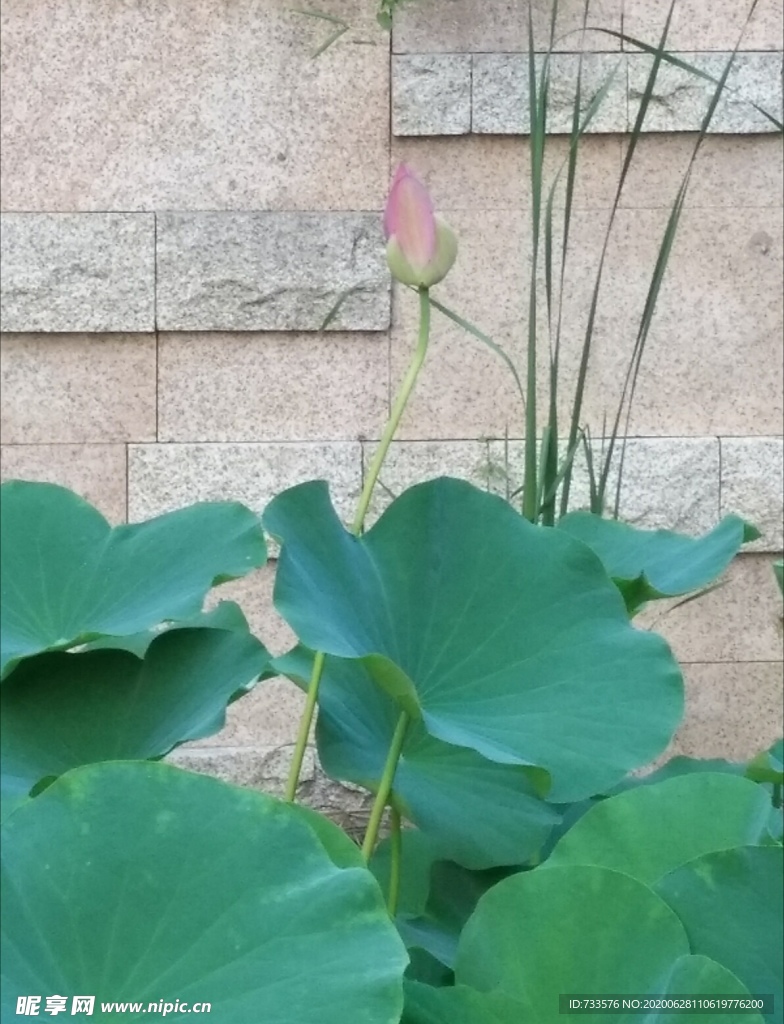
[386,217,458,288]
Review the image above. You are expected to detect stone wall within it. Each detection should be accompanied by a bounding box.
[1,0,782,803]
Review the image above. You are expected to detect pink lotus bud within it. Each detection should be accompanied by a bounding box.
[383,164,457,288]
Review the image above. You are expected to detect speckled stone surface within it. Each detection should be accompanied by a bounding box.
[547,206,784,438]
[618,134,784,209]
[669,661,784,762]
[0,0,389,212]
[637,554,784,665]
[391,135,623,210]
[392,0,622,54]
[720,437,784,552]
[127,441,362,531]
[156,212,390,332]
[204,565,296,657]
[0,334,157,444]
[627,52,783,134]
[0,214,154,332]
[472,53,628,135]
[623,0,784,53]
[488,436,721,534]
[0,444,127,523]
[391,204,782,440]
[158,332,388,442]
[360,439,491,522]
[392,54,472,136]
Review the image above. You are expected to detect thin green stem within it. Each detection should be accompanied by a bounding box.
[362,712,409,861]
[284,651,325,802]
[285,288,431,804]
[353,287,431,535]
[387,807,403,916]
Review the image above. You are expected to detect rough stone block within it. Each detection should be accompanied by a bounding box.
[472,53,627,135]
[392,54,472,136]
[488,436,721,535]
[627,52,783,134]
[155,213,390,332]
[0,214,154,332]
[127,442,363,538]
[360,440,491,522]
[158,332,389,442]
[0,333,157,444]
[0,444,127,524]
[720,437,784,552]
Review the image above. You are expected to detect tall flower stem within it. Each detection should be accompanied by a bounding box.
[283,651,325,802]
[353,287,431,533]
[361,712,409,862]
[387,806,403,916]
[284,287,431,803]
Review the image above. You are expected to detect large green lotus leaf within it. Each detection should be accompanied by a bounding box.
[371,829,442,919]
[0,761,407,1023]
[1,628,269,819]
[610,755,746,793]
[372,826,514,973]
[402,982,512,1024]
[401,861,514,971]
[455,865,689,1022]
[0,481,266,678]
[546,774,772,885]
[264,479,682,801]
[83,600,253,658]
[656,846,783,1021]
[557,511,758,613]
[403,957,766,1024]
[277,647,559,868]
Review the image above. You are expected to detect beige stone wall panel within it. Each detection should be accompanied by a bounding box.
[158,332,389,442]
[0,333,157,444]
[669,661,784,763]
[390,204,782,440]
[0,0,389,212]
[0,443,127,523]
[639,554,784,665]
[391,135,623,211]
[392,0,622,54]
[619,134,784,209]
[623,0,784,53]
[551,206,784,438]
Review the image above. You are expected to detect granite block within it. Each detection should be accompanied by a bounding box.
[155,212,390,332]
[0,213,154,332]
[392,54,472,136]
